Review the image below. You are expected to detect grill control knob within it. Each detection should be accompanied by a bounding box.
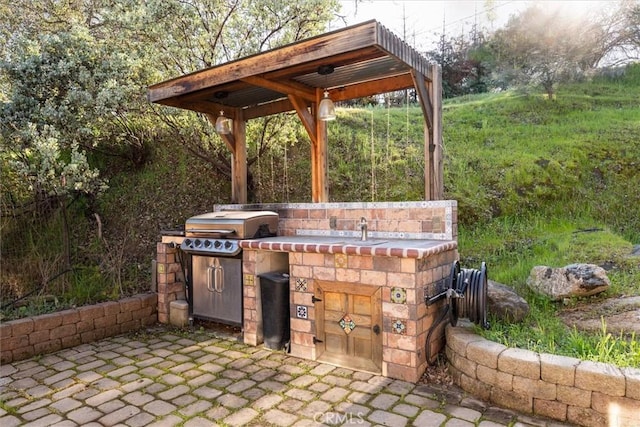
[194,239,202,248]
[204,240,212,248]
[184,239,192,248]
[224,241,233,249]
[214,240,222,248]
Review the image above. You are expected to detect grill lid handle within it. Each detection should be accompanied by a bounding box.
[185,228,236,235]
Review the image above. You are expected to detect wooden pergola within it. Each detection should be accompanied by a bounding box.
[148,20,443,203]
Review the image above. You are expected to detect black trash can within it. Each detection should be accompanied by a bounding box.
[259,272,291,350]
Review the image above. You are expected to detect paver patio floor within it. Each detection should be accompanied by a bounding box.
[0,326,569,426]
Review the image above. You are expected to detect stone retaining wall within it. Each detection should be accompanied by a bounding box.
[446,321,640,427]
[0,293,157,364]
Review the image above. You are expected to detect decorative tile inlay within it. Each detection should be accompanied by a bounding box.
[339,314,356,335]
[334,253,347,268]
[392,319,407,335]
[295,278,307,292]
[391,287,407,304]
[244,274,254,286]
[296,305,308,319]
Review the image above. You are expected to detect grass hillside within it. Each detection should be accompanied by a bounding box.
[445,78,640,240]
[444,66,640,280]
[440,66,640,364]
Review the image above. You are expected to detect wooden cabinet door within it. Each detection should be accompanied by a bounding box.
[315,281,382,373]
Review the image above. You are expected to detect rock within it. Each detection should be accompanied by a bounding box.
[487,280,529,322]
[526,263,610,301]
[631,245,640,256]
[560,296,640,335]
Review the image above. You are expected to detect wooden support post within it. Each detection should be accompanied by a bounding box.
[424,120,433,201]
[313,88,329,202]
[232,110,247,204]
[413,69,435,201]
[421,65,444,201]
[206,112,247,203]
[431,64,443,200]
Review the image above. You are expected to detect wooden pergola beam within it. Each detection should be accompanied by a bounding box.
[331,73,415,102]
[244,99,295,121]
[163,100,227,117]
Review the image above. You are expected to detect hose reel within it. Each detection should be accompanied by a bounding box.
[451,261,489,329]
[425,260,490,364]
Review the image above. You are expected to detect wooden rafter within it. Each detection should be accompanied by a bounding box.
[243,99,295,121]
[241,76,315,101]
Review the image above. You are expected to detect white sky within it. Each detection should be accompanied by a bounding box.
[331,0,613,51]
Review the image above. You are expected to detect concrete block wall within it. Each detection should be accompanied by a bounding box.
[0,294,157,364]
[446,321,640,427]
[156,242,184,324]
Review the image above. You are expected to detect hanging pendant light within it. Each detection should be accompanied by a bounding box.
[215,110,232,134]
[317,65,336,121]
[318,90,336,121]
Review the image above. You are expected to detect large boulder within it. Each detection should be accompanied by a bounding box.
[487,280,529,322]
[560,296,640,335]
[526,263,610,301]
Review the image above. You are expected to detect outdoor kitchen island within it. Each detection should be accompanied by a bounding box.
[233,200,456,383]
[156,201,457,382]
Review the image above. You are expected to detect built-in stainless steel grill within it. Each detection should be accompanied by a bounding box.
[180,211,278,326]
[181,211,278,256]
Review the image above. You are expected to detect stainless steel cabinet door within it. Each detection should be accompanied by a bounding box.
[192,255,242,325]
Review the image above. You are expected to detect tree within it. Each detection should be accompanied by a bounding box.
[488,5,586,98]
[594,0,640,66]
[488,2,640,98]
[426,31,490,99]
[107,0,339,76]
[630,1,640,47]
[0,24,151,269]
[1,0,340,210]
[0,0,341,296]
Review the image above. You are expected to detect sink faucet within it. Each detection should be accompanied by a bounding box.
[359,217,368,241]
